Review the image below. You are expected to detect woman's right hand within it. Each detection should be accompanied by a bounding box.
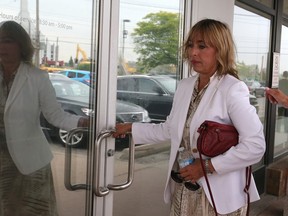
[112,123,132,138]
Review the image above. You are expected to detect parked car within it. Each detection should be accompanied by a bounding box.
[117,75,260,122]
[47,72,70,80]
[117,75,176,123]
[249,94,259,113]
[244,80,265,97]
[57,69,93,86]
[41,73,150,148]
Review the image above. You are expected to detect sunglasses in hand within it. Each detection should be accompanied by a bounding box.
[171,170,200,191]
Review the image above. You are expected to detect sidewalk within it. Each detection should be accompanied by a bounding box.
[122,143,288,216]
[250,193,288,216]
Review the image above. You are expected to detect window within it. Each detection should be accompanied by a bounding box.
[117,78,136,91]
[67,72,76,78]
[233,5,271,168]
[77,73,86,78]
[274,25,288,156]
[255,0,274,8]
[284,0,288,15]
[138,79,159,93]
[233,5,270,124]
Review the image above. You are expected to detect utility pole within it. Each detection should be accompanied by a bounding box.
[35,0,40,67]
[122,19,130,61]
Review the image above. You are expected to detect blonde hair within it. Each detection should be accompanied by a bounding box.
[0,20,34,64]
[183,19,239,79]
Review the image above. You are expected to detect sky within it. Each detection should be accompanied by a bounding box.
[1,0,288,76]
[1,0,94,62]
[233,5,288,77]
[0,0,179,63]
[119,0,180,61]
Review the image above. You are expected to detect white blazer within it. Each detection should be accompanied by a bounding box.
[3,62,80,175]
[132,74,266,214]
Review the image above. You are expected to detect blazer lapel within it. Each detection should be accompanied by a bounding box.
[189,76,223,135]
[176,76,197,139]
[5,63,28,112]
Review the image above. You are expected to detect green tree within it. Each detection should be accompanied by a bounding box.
[76,62,90,71]
[237,61,260,81]
[132,11,179,73]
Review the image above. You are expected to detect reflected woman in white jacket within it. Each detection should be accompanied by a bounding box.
[113,19,266,216]
[0,21,88,215]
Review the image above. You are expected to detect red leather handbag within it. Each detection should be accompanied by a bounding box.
[197,120,238,157]
[197,120,251,216]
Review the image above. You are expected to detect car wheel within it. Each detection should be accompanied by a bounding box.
[58,128,86,148]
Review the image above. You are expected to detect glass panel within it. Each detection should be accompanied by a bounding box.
[0,0,93,215]
[274,25,288,156]
[114,0,182,215]
[284,0,288,15]
[233,6,270,166]
[255,0,274,8]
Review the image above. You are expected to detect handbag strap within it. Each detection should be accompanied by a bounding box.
[199,153,218,215]
[244,166,252,216]
[199,153,252,216]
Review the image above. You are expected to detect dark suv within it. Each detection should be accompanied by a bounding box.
[117,75,260,123]
[117,75,176,122]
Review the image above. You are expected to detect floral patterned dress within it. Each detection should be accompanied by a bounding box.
[0,70,58,216]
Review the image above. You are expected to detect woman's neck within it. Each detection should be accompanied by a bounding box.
[198,77,210,91]
[198,71,217,91]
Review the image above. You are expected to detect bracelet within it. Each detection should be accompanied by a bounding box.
[205,159,213,174]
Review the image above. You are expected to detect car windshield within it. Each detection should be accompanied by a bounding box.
[51,79,90,97]
[245,81,253,86]
[245,80,261,88]
[155,77,176,94]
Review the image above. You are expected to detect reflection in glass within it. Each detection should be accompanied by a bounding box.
[233,5,271,168]
[284,0,288,15]
[114,0,181,215]
[274,25,288,156]
[0,0,93,215]
[255,0,274,8]
[233,6,270,123]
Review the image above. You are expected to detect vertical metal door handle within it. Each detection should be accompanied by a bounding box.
[64,127,89,191]
[93,130,135,197]
[107,132,134,191]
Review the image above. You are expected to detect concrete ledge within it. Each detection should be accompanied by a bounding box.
[266,157,288,197]
[285,199,288,216]
[120,142,170,160]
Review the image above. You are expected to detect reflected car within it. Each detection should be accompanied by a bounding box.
[244,80,265,98]
[117,75,176,123]
[117,75,260,122]
[57,69,93,86]
[249,94,259,113]
[41,73,150,148]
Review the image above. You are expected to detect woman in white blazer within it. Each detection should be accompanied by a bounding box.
[0,21,88,215]
[113,19,266,215]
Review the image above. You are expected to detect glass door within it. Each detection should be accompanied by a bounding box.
[233,4,271,192]
[1,0,186,215]
[0,0,123,215]
[113,0,185,215]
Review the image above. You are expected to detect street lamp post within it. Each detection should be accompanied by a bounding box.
[122,19,130,61]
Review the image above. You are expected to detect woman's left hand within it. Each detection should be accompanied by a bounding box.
[112,123,132,138]
[179,158,204,183]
